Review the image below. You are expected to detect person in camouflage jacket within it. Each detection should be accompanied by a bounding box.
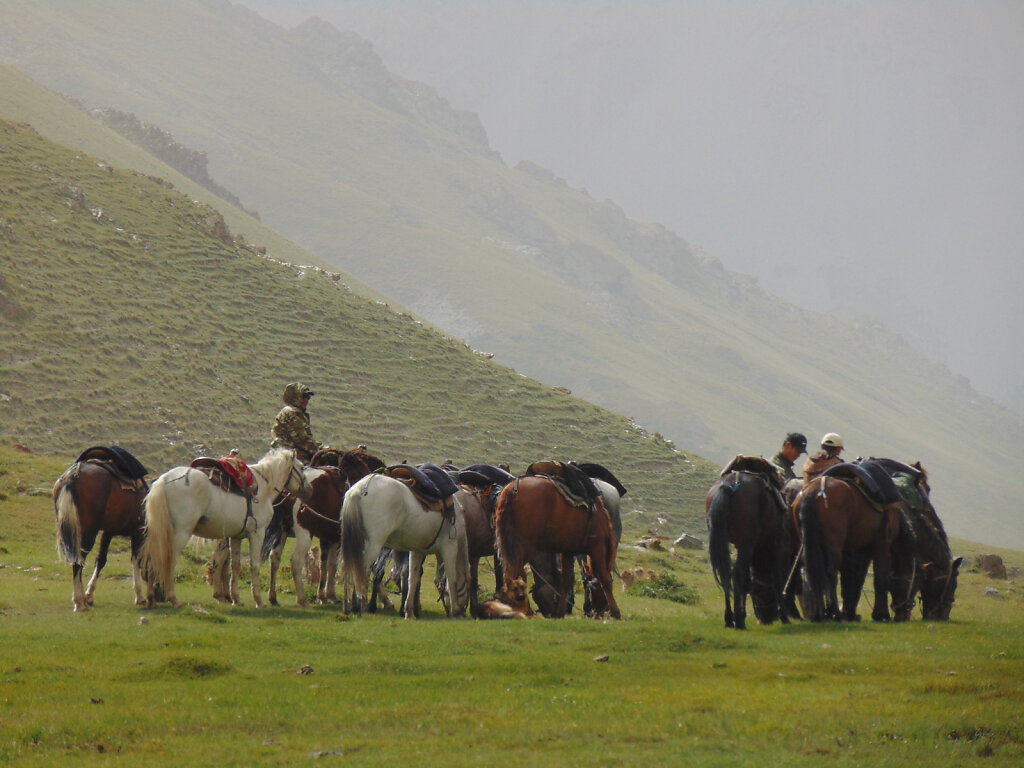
[270,382,322,463]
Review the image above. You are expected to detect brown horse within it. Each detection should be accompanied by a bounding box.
[494,474,620,619]
[706,465,791,629]
[53,447,149,611]
[795,473,914,622]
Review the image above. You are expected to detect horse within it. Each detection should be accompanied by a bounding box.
[340,473,469,618]
[529,476,624,618]
[264,448,385,606]
[795,470,914,622]
[706,463,791,629]
[139,448,310,608]
[53,446,149,611]
[494,474,620,619]
[885,461,962,621]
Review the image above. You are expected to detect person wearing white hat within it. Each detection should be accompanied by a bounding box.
[802,432,845,484]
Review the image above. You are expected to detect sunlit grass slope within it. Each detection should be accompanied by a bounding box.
[0,121,717,538]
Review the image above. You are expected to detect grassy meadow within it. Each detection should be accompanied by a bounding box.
[1,446,1021,767]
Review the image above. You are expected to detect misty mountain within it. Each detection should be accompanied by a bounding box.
[1,0,1021,548]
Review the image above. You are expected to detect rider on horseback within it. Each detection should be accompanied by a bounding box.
[270,382,323,463]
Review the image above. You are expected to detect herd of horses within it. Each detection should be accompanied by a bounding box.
[52,445,624,619]
[51,443,962,626]
[705,455,962,629]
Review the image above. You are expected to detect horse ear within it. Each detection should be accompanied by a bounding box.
[952,556,964,569]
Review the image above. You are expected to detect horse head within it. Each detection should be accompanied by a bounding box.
[266,449,312,500]
[920,556,963,620]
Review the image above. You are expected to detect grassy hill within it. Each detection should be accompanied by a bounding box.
[1,1,1021,549]
[0,119,717,539]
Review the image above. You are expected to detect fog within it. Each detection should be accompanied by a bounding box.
[242,0,1024,413]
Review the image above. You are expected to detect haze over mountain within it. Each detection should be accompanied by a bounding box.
[1,0,1021,548]
[244,0,1024,415]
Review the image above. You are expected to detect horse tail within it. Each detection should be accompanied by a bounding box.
[54,468,84,566]
[493,481,520,579]
[797,485,827,621]
[341,483,369,599]
[261,498,290,562]
[139,477,175,595]
[706,483,733,593]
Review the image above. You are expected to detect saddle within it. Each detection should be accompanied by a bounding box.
[822,458,904,509]
[574,462,628,497]
[720,455,785,490]
[720,455,788,515]
[452,464,515,520]
[189,455,257,498]
[386,463,458,518]
[75,445,149,491]
[525,460,598,509]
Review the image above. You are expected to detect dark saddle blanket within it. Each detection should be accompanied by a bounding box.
[190,455,257,497]
[76,445,149,481]
[525,460,598,508]
[720,455,785,491]
[822,458,903,506]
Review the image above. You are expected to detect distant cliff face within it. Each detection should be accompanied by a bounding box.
[291,16,492,151]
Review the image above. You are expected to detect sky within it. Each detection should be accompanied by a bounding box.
[241,0,1024,413]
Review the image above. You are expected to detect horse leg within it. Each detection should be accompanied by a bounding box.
[248,533,265,608]
[839,552,869,621]
[732,549,752,630]
[83,530,114,607]
[870,544,893,622]
[591,544,621,620]
[288,526,311,607]
[268,536,284,607]
[404,551,426,619]
[229,539,244,605]
[322,541,341,603]
[469,557,480,613]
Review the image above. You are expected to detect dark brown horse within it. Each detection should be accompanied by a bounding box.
[494,474,620,619]
[886,462,962,620]
[706,464,791,629]
[53,447,149,611]
[795,473,914,622]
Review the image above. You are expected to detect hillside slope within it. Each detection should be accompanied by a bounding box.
[0,119,716,538]
[1,1,1021,547]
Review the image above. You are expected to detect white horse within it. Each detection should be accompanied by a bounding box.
[140,448,310,608]
[341,473,469,618]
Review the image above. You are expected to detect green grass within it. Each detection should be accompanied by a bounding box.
[1,447,1022,766]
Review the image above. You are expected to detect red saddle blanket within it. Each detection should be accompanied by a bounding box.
[190,455,256,492]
